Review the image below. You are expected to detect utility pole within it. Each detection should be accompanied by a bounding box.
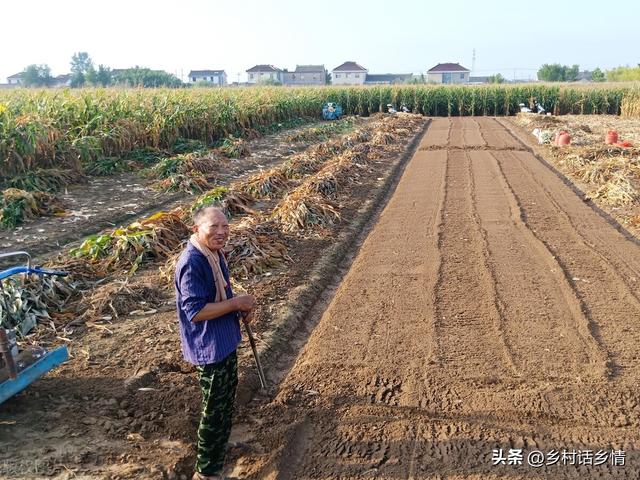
[472,49,476,75]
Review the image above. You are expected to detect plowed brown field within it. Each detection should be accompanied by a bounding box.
[236,117,640,479]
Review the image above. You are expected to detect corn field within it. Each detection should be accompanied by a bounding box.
[621,89,640,118]
[0,85,632,177]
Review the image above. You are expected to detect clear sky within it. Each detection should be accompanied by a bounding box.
[1,0,639,83]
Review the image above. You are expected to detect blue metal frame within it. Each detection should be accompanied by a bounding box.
[0,346,69,404]
[0,266,68,281]
[1,252,71,404]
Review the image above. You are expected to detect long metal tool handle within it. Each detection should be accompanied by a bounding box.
[241,313,267,389]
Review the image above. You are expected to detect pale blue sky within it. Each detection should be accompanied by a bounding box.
[1,0,639,83]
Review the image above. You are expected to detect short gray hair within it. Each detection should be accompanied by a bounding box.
[192,206,227,226]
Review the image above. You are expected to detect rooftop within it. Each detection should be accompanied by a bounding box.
[428,63,470,73]
[189,70,226,76]
[333,61,368,72]
[246,64,282,73]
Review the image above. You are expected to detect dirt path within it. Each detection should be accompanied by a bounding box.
[237,117,640,479]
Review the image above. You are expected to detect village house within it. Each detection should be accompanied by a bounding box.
[331,61,367,86]
[188,70,227,86]
[427,63,470,84]
[246,65,283,84]
[282,65,326,86]
[7,73,23,85]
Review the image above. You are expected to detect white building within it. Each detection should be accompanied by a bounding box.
[331,61,367,85]
[246,65,283,84]
[188,70,227,86]
[427,63,470,84]
[7,73,23,85]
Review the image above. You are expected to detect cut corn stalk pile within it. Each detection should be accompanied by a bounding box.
[593,171,639,206]
[192,186,256,217]
[146,151,220,178]
[0,188,64,229]
[219,135,250,158]
[573,157,639,185]
[0,274,76,335]
[284,118,355,143]
[81,280,163,321]
[271,185,341,233]
[69,209,190,274]
[225,218,290,279]
[239,168,290,199]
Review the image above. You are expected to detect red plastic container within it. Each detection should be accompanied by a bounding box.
[606,130,619,144]
[557,132,571,146]
[554,130,568,146]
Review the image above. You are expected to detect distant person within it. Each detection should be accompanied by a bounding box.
[174,206,256,480]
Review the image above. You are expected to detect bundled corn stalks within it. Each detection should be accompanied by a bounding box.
[239,168,290,198]
[192,186,256,217]
[225,218,290,278]
[594,171,639,206]
[281,154,326,180]
[0,188,64,228]
[0,273,76,335]
[148,151,219,178]
[370,131,397,146]
[305,167,340,198]
[178,152,220,175]
[220,135,250,158]
[343,129,372,145]
[271,185,341,232]
[69,209,190,274]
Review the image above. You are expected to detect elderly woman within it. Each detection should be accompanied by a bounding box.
[174,206,255,480]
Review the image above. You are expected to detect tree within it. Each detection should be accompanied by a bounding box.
[592,68,606,82]
[565,64,580,82]
[70,52,94,87]
[488,73,506,84]
[606,66,640,81]
[95,65,112,87]
[537,64,565,82]
[85,66,98,86]
[537,63,581,82]
[111,67,182,88]
[22,64,53,87]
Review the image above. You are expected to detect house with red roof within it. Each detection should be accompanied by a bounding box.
[427,63,470,84]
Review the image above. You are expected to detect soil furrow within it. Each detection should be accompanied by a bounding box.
[495,149,640,381]
[431,150,514,379]
[471,149,609,380]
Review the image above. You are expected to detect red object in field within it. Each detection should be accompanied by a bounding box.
[554,130,568,146]
[616,140,633,148]
[606,130,619,144]
[556,132,571,146]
